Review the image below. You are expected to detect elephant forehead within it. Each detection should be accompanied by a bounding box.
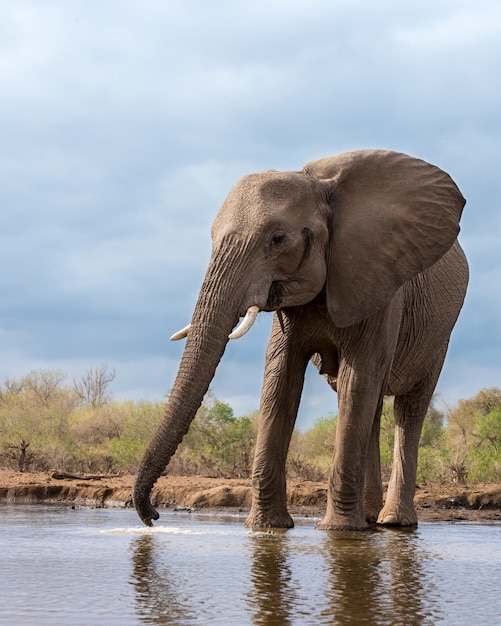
[216,172,311,223]
[254,172,309,203]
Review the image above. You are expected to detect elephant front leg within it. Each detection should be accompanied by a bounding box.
[245,316,309,529]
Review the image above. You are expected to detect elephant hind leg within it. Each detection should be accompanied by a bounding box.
[378,348,448,527]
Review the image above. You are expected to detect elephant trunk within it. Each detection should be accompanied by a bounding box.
[132,250,245,526]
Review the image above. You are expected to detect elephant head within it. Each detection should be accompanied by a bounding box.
[132,149,465,526]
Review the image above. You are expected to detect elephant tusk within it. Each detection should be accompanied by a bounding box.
[170,324,191,341]
[228,306,260,340]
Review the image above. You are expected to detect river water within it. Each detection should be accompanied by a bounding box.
[0,505,500,625]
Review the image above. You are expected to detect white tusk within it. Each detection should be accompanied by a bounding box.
[170,324,191,341]
[228,306,260,340]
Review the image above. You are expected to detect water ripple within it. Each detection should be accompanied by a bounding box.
[1,506,500,625]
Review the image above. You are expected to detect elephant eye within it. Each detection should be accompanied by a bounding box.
[270,233,287,248]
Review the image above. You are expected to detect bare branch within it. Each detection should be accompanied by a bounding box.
[72,363,116,408]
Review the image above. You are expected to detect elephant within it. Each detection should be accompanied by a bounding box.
[133,148,468,530]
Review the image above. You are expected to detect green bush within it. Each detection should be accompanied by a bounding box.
[444,389,501,483]
[1,369,500,485]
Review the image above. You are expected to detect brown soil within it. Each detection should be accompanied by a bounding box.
[1,470,500,522]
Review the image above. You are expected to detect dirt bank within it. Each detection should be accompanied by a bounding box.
[1,470,500,522]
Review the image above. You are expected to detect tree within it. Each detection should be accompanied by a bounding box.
[297,414,336,462]
[73,364,115,408]
[444,388,501,482]
[6,440,30,472]
[473,407,501,455]
[173,395,257,477]
[22,369,68,408]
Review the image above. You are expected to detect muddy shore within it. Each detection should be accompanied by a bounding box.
[1,470,500,523]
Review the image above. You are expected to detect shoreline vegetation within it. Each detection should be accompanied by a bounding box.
[2,369,501,523]
[1,470,500,523]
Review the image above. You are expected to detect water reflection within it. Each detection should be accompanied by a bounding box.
[128,519,482,625]
[244,526,443,625]
[2,507,500,625]
[130,534,198,625]
[246,530,297,625]
[320,531,384,624]
[383,529,441,624]
[320,528,441,625]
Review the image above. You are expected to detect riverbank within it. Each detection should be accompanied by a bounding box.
[1,470,500,522]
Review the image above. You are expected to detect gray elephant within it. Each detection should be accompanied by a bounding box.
[133,149,468,530]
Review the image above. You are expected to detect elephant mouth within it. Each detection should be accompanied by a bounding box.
[266,281,284,310]
[172,281,285,343]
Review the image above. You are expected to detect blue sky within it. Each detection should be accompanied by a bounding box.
[2,0,500,429]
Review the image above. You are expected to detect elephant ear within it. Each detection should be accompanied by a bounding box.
[304,149,466,328]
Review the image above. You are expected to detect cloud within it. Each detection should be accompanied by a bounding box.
[0,0,500,431]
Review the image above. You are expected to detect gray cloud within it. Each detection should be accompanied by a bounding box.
[1,1,500,429]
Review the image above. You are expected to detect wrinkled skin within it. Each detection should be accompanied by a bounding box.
[133,149,468,530]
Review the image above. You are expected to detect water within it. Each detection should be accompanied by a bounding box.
[0,505,500,625]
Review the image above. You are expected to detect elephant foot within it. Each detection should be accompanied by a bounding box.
[316,513,370,531]
[245,506,294,529]
[377,505,418,527]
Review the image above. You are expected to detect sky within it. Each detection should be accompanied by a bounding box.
[1,0,500,430]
